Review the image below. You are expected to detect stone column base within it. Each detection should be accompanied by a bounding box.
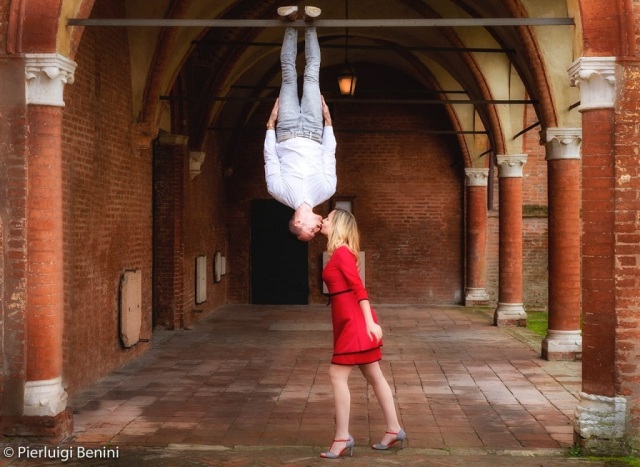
[2,407,73,443]
[494,302,526,327]
[574,392,628,456]
[542,329,582,361]
[24,377,68,417]
[465,288,489,306]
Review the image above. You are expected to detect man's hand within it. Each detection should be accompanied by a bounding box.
[267,98,279,130]
[321,95,332,126]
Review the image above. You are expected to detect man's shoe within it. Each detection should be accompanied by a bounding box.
[304,6,321,22]
[277,6,298,21]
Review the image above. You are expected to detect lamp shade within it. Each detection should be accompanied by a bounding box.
[337,63,357,96]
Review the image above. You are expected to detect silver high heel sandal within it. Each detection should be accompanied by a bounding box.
[320,435,354,459]
[372,429,407,450]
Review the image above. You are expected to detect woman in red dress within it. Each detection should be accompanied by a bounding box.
[319,209,406,459]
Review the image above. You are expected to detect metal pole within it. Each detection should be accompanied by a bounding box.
[192,40,513,54]
[160,95,537,105]
[67,17,575,28]
[208,127,488,134]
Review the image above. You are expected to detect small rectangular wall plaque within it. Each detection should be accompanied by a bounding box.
[120,269,142,347]
[196,256,207,304]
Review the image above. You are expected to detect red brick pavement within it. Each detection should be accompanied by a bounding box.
[2,305,611,465]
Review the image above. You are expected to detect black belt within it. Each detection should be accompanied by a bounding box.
[325,289,353,305]
[329,289,353,297]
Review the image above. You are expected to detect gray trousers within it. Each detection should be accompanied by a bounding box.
[276,27,323,143]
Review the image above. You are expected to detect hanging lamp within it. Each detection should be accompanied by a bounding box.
[338,0,357,96]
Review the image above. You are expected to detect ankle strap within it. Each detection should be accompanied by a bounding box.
[333,438,350,442]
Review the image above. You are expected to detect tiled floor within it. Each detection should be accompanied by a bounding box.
[67,304,581,454]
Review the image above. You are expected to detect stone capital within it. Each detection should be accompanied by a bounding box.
[464,168,489,187]
[496,154,527,178]
[190,151,206,179]
[132,122,159,149]
[544,128,582,161]
[568,57,616,111]
[25,53,76,107]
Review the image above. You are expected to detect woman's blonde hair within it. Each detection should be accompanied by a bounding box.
[327,209,360,268]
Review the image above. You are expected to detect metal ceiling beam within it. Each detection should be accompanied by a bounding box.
[67,18,574,28]
[161,95,536,105]
[192,40,513,54]
[208,127,487,134]
[229,85,469,94]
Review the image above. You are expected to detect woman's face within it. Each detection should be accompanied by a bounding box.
[320,210,336,237]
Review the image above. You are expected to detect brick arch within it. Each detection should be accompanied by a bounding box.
[578,0,634,56]
[8,0,61,53]
[7,0,95,57]
[65,0,96,60]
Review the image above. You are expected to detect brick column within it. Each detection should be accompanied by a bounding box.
[10,54,76,440]
[464,168,490,306]
[542,128,582,361]
[153,134,187,330]
[494,154,527,327]
[569,57,627,453]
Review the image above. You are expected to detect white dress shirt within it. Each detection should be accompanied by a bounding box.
[264,127,337,209]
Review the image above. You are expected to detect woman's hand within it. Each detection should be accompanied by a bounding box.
[321,95,332,126]
[267,98,279,129]
[366,321,383,342]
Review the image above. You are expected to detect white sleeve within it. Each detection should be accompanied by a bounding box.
[321,126,337,198]
[263,130,292,207]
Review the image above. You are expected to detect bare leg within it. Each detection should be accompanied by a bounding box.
[359,362,402,445]
[327,364,354,455]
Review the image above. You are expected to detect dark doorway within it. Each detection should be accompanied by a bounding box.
[251,200,309,304]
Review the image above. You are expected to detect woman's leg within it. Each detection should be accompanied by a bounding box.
[326,364,354,455]
[300,26,323,135]
[359,362,402,444]
[277,27,300,134]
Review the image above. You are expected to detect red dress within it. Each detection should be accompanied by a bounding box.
[322,246,382,365]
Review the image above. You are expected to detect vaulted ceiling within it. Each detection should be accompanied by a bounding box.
[66,0,581,168]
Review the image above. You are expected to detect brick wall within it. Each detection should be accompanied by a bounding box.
[226,66,466,305]
[331,103,465,304]
[615,61,640,437]
[152,139,185,330]
[60,1,230,394]
[521,103,549,308]
[224,105,272,304]
[0,56,28,414]
[183,138,228,325]
[523,217,549,307]
[61,0,152,394]
[522,105,549,207]
[224,71,550,307]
